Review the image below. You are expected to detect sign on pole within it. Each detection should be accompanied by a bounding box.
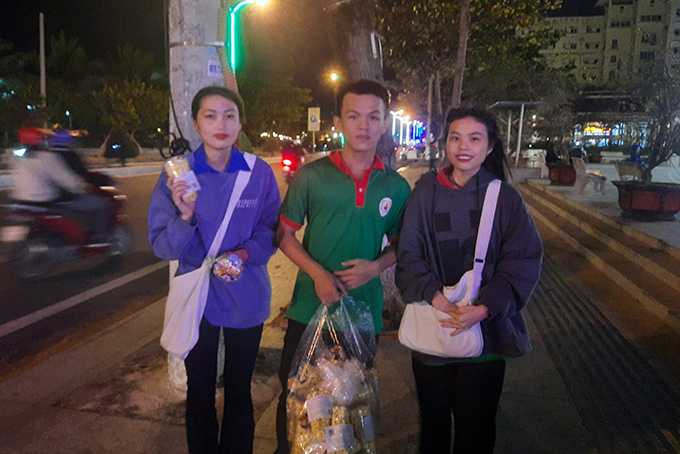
[308,107,320,132]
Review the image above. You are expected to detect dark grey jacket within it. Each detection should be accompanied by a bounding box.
[396,168,543,359]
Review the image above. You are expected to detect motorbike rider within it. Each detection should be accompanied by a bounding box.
[11,127,112,240]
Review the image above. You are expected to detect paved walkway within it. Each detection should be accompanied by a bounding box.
[1,164,680,453]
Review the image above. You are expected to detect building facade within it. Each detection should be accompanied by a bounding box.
[533,0,680,83]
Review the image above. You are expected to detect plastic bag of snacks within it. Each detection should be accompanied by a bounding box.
[212,253,244,282]
[287,296,379,454]
[164,155,201,203]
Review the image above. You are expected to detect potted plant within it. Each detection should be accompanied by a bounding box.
[545,143,577,185]
[612,66,680,221]
[534,100,578,186]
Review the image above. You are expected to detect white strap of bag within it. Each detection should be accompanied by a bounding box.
[204,152,257,261]
[472,180,501,279]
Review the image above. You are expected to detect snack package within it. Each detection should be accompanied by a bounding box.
[164,155,201,203]
[212,253,244,282]
[287,296,379,454]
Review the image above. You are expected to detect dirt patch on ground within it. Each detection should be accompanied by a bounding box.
[55,341,282,426]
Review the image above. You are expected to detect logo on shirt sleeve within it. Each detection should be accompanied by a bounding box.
[379,197,392,217]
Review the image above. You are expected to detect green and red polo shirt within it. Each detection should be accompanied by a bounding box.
[279,151,411,333]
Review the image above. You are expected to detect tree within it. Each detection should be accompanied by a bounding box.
[46,32,88,85]
[378,0,561,111]
[634,66,680,184]
[236,76,312,145]
[325,0,397,168]
[91,78,169,163]
[114,44,158,83]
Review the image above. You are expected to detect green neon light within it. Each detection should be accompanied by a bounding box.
[229,0,254,72]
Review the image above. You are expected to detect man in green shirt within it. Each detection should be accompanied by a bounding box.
[274,79,411,453]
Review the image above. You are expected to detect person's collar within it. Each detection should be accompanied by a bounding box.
[193,145,250,174]
[329,150,385,178]
[437,165,457,189]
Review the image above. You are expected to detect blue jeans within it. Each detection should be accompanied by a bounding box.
[185,318,263,454]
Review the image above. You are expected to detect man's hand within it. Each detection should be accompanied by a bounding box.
[439,304,489,336]
[167,176,195,222]
[312,269,347,306]
[334,259,380,290]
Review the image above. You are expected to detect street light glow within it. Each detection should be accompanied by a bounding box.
[331,72,340,81]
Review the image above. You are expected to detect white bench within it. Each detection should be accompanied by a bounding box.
[573,158,607,194]
[599,151,626,164]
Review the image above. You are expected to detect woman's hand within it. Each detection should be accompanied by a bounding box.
[167,176,196,222]
[439,304,489,336]
[432,291,456,313]
[225,248,249,264]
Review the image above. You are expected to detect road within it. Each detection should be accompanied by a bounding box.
[0,156,293,378]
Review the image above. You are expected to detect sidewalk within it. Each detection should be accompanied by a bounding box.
[0,248,592,454]
[1,166,679,453]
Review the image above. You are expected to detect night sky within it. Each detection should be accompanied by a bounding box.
[0,0,600,111]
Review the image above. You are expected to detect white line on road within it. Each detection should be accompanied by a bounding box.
[0,261,168,338]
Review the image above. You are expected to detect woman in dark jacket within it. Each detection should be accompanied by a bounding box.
[396,107,543,454]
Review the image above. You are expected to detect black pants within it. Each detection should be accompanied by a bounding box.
[273,319,379,454]
[412,357,506,454]
[184,318,263,454]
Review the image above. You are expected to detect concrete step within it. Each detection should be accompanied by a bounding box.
[517,181,680,334]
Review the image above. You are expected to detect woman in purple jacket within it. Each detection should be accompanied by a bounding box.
[148,86,280,454]
[396,107,543,454]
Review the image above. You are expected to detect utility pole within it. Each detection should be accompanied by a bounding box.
[451,0,470,109]
[168,0,231,151]
[39,12,46,108]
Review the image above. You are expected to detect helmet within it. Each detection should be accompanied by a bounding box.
[48,129,75,150]
[17,127,46,147]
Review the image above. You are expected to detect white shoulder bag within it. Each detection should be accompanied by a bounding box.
[160,153,257,359]
[398,179,501,358]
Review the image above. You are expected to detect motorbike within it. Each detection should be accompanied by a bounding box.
[281,141,306,184]
[0,173,132,281]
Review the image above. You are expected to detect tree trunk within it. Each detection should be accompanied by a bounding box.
[326,0,395,169]
[451,0,470,109]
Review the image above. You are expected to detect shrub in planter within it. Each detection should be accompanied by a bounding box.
[104,129,139,166]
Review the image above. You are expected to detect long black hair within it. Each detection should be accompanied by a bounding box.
[443,107,508,182]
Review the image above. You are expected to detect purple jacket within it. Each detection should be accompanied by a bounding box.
[148,146,281,328]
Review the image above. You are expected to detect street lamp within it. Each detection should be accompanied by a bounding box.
[228,0,268,72]
[330,72,341,116]
[65,110,72,129]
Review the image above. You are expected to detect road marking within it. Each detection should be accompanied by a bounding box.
[0,261,168,338]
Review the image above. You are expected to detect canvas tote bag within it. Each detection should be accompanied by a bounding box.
[160,153,256,359]
[398,179,501,358]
